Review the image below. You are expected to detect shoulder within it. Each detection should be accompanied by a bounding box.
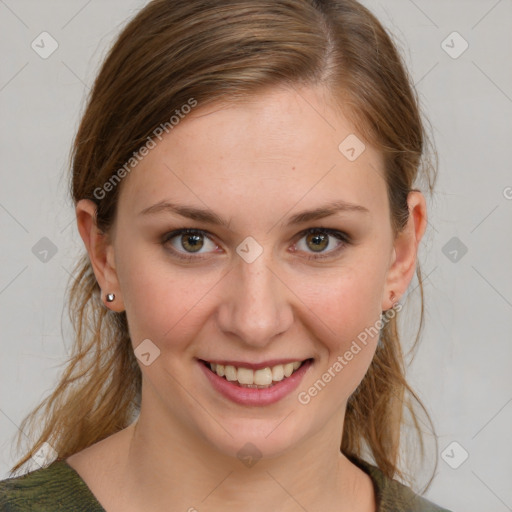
[350,457,453,512]
[0,460,105,512]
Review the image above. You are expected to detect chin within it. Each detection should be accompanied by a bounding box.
[197,415,309,463]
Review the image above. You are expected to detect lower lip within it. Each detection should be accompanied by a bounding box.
[198,359,312,406]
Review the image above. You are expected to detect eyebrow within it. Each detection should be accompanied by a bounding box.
[138,199,369,226]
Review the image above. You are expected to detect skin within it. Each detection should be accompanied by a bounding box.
[70,84,427,512]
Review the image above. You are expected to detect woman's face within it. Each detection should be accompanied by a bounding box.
[100,85,413,459]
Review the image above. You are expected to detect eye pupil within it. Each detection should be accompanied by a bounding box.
[306,232,329,252]
[182,234,203,252]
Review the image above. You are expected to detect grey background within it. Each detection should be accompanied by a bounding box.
[1,1,511,511]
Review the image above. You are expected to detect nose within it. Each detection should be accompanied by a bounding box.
[215,252,294,348]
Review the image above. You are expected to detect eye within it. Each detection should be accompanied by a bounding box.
[163,228,219,259]
[162,226,350,262]
[292,228,349,259]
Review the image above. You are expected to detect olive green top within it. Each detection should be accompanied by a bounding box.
[0,457,452,511]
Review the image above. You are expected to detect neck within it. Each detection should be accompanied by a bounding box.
[116,407,370,512]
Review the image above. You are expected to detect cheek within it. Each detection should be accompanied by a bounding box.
[296,256,387,341]
[292,254,387,393]
[295,280,383,414]
[115,242,224,347]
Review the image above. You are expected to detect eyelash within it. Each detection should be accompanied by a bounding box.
[162,227,351,262]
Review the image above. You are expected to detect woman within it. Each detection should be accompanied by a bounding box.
[0,0,450,510]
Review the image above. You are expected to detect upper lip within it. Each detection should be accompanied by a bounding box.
[199,358,311,370]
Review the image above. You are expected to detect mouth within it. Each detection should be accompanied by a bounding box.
[199,358,313,389]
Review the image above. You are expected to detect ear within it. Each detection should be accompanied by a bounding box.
[382,191,427,311]
[75,199,125,312]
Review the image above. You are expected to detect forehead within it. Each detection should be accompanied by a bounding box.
[117,85,388,225]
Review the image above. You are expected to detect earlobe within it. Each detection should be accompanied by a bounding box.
[75,199,125,312]
[382,191,427,311]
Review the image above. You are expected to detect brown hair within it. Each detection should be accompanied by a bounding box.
[11,0,438,487]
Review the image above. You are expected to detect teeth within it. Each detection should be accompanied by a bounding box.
[237,367,254,385]
[271,364,284,382]
[225,365,237,382]
[254,367,273,386]
[283,363,294,377]
[208,360,305,387]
